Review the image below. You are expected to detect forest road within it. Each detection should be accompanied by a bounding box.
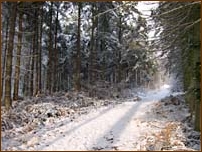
[28,85,170,151]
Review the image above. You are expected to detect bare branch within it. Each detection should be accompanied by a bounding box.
[93,1,131,19]
[152,1,200,17]
[184,18,201,31]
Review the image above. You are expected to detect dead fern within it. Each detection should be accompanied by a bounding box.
[153,122,177,150]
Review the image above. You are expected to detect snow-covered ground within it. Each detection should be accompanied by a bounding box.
[2,84,200,151]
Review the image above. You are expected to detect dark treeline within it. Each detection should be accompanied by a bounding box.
[152,1,201,131]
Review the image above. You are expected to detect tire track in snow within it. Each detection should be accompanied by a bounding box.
[90,102,142,150]
[36,106,115,150]
[3,85,170,150]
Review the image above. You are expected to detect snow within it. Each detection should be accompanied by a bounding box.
[2,84,200,151]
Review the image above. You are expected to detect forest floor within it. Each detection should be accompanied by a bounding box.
[1,84,201,151]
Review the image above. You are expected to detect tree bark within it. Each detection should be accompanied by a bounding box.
[47,2,53,93]
[194,100,200,131]
[39,5,43,93]
[1,17,9,102]
[53,4,59,92]
[89,3,96,85]
[34,8,39,96]
[23,47,32,97]
[74,2,82,91]
[117,15,122,83]
[30,14,36,96]
[30,43,34,96]
[4,2,17,110]
[13,11,23,100]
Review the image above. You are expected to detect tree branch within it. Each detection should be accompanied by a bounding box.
[152,1,200,17]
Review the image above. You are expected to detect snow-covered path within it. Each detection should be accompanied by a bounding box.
[21,85,170,151]
[3,84,200,151]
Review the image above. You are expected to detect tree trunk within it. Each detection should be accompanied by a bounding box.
[0,3,1,103]
[1,17,9,102]
[13,11,23,100]
[53,4,59,92]
[4,2,17,110]
[47,2,53,93]
[89,3,96,85]
[30,14,37,96]
[30,39,35,96]
[23,48,31,97]
[39,5,43,93]
[74,2,82,91]
[34,9,39,96]
[194,100,200,131]
[117,15,122,83]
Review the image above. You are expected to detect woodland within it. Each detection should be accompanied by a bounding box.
[1,1,201,151]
